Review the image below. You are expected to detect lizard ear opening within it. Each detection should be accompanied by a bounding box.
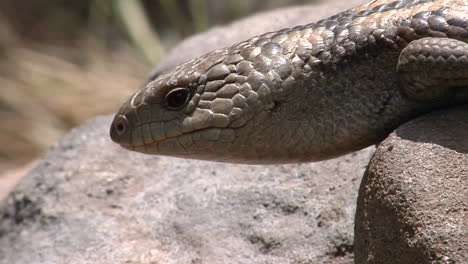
[165,88,192,110]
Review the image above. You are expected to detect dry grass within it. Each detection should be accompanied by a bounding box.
[0,36,150,172]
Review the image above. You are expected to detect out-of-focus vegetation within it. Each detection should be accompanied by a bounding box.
[0,0,318,172]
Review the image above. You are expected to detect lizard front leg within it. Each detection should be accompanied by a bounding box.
[397,37,468,103]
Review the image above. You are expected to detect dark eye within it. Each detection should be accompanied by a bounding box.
[165,88,191,110]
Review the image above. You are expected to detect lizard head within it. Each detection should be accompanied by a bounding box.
[110,40,311,163]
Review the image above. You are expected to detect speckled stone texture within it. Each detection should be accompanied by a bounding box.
[0,115,373,264]
[355,105,468,264]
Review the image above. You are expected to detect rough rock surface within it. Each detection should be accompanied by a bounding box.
[355,106,468,264]
[0,115,373,264]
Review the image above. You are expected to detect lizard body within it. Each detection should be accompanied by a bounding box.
[110,0,468,164]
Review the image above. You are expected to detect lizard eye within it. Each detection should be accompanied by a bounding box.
[165,88,191,110]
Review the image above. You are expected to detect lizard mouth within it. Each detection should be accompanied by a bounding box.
[117,127,233,155]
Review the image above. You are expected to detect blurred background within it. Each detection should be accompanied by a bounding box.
[0,0,320,181]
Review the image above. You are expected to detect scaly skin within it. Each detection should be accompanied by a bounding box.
[110,0,468,164]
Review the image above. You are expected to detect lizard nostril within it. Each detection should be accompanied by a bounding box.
[115,120,126,135]
[110,115,130,143]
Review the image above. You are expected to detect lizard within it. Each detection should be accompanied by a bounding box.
[110,0,468,164]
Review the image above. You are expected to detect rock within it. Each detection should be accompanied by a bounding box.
[0,115,374,264]
[355,106,468,264]
[0,161,37,201]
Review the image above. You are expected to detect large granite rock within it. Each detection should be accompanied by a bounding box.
[355,106,468,264]
[0,115,373,264]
